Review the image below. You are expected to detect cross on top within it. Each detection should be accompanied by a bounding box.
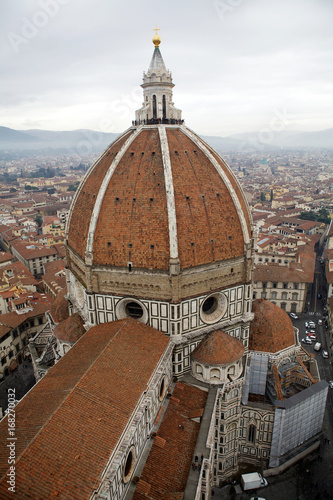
[153,26,160,36]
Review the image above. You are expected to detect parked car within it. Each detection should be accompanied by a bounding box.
[305,330,316,334]
[305,321,316,328]
[329,381,333,389]
[290,313,298,319]
[302,338,312,344]
[307,334,317,340]
[322,351,329,358]
[318,319,323,326]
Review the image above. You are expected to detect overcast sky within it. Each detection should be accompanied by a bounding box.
[1,0,333,137]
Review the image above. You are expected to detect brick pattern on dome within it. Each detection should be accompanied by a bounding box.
[191,329,245,365]
[207,145,252,237]
[249,299,295,353]
[67,130,134,258]
[0,319,169,499]
[93,128,170,269]
[67,125,251,271]
[133,382,207,500]
[166,128,245,268]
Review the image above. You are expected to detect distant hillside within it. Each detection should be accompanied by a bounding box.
[0,127,119,152]
[0,127,37,145]
[0,126,332,152]
[227,128,333,150]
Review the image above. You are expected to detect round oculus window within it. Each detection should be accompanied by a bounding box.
[200,293,228,324]
[123,446,136,483]
[115,298,148,323]
[158,376,167,401]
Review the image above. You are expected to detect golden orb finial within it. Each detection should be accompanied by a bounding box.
[153,26,161,47]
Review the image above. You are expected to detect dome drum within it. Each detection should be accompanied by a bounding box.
[192,358,244,385]
[67,242,251,305]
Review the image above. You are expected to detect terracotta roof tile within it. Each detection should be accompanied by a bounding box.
[0,319,169,499]
[133,382,207,500]
[192,329,245,365]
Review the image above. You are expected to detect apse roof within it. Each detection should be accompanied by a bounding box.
[250,299,296,353]
[192,329,245,365]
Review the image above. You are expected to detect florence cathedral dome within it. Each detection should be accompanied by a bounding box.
[66,35,252,325]
[64,33,254,366]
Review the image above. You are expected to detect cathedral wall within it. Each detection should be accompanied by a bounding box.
[67,267,253,374]
[67,268,252,331]
[212,382,245,484]
[238,406,274,470]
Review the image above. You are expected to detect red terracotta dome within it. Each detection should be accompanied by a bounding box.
[50,289,69,324]
[54,313,85,343]
[67,125,251,271]
[250,299,295,353]
[192,329,245,365]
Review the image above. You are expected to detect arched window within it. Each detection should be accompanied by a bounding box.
[152,95,157,119]
[210,368,220,379]
[248,424,256,443]
[227,365,235,379]
[196,364,203,375]
[228,422,237,442]
[162,94,166,120]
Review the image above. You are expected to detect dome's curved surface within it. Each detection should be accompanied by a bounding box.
[54,313,85,343]
[249,299,295,353]
[192,329,245,365]
[67,125,251,271]
[50,289,69,324]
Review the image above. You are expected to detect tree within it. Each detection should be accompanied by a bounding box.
[300,208,330,225]
[9,187,17,193]
[34,214,43,227]
[260,192,265,202]
[300,211,316,221]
